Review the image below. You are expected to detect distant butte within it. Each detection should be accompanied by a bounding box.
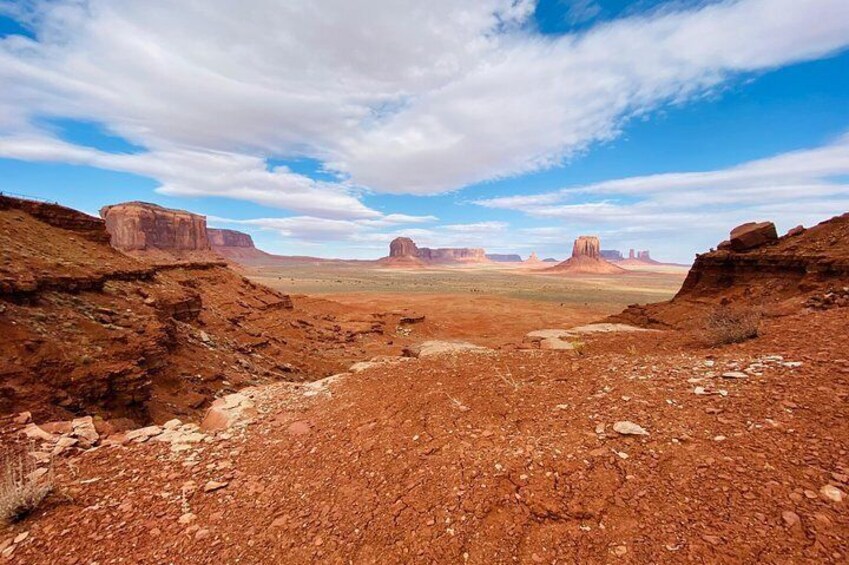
[545,235,626,274]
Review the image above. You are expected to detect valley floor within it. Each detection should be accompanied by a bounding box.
[3,307,847,563]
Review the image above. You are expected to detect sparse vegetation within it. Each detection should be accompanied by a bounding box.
[699,306,762,346]
[1,444,53,524]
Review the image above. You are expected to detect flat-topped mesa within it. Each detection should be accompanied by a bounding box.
[572,236,601,260]
[100,201,211,252]
[600,249,623,261]
[487,253,523,262]
[209,228,255,249]
[389,236,419,257]
[418,247,488,263]
[637,250,651,261]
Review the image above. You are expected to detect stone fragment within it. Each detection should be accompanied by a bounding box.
[403,341,489,358]
[612,421,649,436]
[204,480,229,493]
[125,425,162,443]
[821,485,844,503]
[722,372,748,379]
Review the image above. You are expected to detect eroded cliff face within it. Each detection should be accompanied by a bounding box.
[100,202,211,252]
[383,237,489,265]
[546,236,624,274]
[389,237,419,257]
[613,215,849,328]
[418,247,488,263]
[209,228,255,249]
[572,236,601,260]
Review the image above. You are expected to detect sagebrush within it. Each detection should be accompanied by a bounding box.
[700,306,761,346]
[0,444,53,523]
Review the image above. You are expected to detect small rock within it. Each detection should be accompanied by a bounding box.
[13,532,28,544]
[13,412,32,425]
[178,512,196,525]
[721,372,748,379]
[612,421,649,436]
[125,425,162,443]
[204,480,229,493]
[821,484,844,503]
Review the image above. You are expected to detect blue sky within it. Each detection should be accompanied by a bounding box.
[1,0,848,262]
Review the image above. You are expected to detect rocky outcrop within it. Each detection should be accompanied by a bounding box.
[613,213,849,328]
[381,237,489,266]
[546,236,625,274]
[100,202,211,252]
[601,250,623,261]
[208,228,254,249]
[419,247,488,263]
[525,252,542,263]
[389,237,419,258]
[573,236,601,260]
[487,254,523,262]
[719,221,778,251]
[0,194,110,243]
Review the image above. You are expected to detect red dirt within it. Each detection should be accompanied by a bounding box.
[2,307,847,563]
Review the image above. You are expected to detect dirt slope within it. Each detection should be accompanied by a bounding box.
[0,197,415,424]
[3,307,847,563]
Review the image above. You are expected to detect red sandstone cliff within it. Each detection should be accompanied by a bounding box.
[100,202,211,252]
[208,228,254,249]
[613,215,849,328]
[380,236,489,267]
[546,236,625,274]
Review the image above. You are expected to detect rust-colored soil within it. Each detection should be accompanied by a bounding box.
[3,308,847,563]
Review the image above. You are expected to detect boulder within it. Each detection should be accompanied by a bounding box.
[403,341,490,358]
[200,393,258,431]
[728,221,777,251]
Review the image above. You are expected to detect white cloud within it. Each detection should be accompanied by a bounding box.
[0,0,847,199]
[476,134,849,261]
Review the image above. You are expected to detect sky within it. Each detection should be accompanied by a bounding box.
[0,0,848,263]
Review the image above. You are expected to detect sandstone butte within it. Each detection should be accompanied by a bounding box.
[100,201,211,252]
[380,236,490,267]
[545,235,626,274]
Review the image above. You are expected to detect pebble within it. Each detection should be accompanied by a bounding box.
[820,484,844,503]
[204,480,229,493]
[612,421,649,436]
[722,372,748,379]
[178,513,196,525]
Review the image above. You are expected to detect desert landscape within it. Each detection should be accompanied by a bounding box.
[1,1,848,563]
[1,195,847,564]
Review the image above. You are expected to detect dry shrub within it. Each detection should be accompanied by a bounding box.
[699,306,762,346]
[1,443,53,523]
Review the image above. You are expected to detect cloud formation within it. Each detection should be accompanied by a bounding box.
[476,133,849,260]
[1,0,848,200]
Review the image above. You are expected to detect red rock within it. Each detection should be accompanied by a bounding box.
[787,225,806,237]
[546,236,625,274]
[208,228,254,249]
[573,236,601,260]
[100,201,211,251]
[728,221,778,251]
[389,237,418,258]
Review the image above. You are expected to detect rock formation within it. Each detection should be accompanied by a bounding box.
[380,237,489,267]
[100,202,211,252]
[208,228,254,249]
[389,237,419,258]
[718,221,778,251]
[573,236,601,260]
[524,252,542,263]
[487,253,523,262]
[600,249,623,261]
[613,214,849,328]
[546,236,625,274]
